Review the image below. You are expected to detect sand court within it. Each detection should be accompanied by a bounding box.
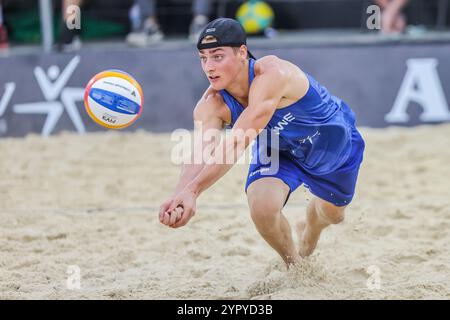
[1,124,449,299]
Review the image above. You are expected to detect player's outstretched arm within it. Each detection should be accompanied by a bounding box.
[169,57,289,228]
[159,91,226,226]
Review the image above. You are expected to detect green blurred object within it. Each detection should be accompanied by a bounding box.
[82,15,127,40]
[7,9,127,43]
[7,10,42,43]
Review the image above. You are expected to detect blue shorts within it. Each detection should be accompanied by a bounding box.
[245,127,365,207]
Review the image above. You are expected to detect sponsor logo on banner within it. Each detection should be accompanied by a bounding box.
[2,54,450,137]
[0,82,16,135]
[386,58,450,123]
[0,55,85,136]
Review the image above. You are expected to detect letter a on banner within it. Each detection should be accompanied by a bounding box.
[385,58,450,123]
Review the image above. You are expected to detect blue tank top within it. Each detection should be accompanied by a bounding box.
[219,58,360,175]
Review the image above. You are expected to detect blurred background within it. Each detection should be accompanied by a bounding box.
[0,0,449,136]
[2,0,450,43]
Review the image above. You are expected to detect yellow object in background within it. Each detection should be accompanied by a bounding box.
[236,0,275,34]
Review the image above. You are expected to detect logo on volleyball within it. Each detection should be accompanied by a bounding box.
[84,69,144,129]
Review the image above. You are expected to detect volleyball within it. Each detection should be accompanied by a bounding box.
[236,0,274,34]
[84,70,144,129]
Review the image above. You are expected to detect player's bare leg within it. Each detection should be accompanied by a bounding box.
[296,196,346,257]
[247,178,300,267]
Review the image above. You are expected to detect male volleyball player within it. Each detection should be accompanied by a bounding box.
[159,18,365,266]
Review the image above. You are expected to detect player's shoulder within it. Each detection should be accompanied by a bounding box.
[254,55,309,99]
[254,55,290,70]
[254,55,283,68]
[254,55,301,77]
[193,87,229,121]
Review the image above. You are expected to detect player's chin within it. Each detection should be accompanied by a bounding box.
[209,79,226,90]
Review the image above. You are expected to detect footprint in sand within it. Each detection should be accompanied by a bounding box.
[242,236,257,245]
[187,249,211,260]
[46,233,67,241]
[372,225,394,237]
[394,254,427,264]
[391,209,409,220]
[21,234,41,243]
[190,269,210,278]
[217,231,239,241]
[221,247,251,257]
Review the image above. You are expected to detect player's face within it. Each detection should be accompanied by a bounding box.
[198,47,244,90]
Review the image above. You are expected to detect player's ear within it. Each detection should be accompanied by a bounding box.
[238,45,247,60]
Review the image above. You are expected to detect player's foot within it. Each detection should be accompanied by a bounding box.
[296,210,325,258]
[126,20,164,47]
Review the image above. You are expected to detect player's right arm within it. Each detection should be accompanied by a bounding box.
[159,88,229,224]
[172,90,228,196]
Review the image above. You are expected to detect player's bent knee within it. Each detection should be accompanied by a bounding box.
[327,210,345,224]
[247,178,289,224]
[315,199,346,224]
[248,197,282,222]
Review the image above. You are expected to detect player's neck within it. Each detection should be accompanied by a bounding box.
[224,59,249,103]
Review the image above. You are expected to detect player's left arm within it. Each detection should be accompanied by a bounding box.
[169,57,289,227]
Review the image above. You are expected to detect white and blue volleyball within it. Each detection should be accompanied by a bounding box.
[84,70,144,129]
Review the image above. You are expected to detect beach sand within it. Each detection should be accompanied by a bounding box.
[0,124,449,299]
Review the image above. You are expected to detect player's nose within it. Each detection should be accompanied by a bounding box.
[204,60,215,73]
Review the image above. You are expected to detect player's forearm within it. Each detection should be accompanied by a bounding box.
[186,162,234,196]
[171,163,205,197]
[185,132,248,196]
[186,108,270,196]
[171,138,221,197]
